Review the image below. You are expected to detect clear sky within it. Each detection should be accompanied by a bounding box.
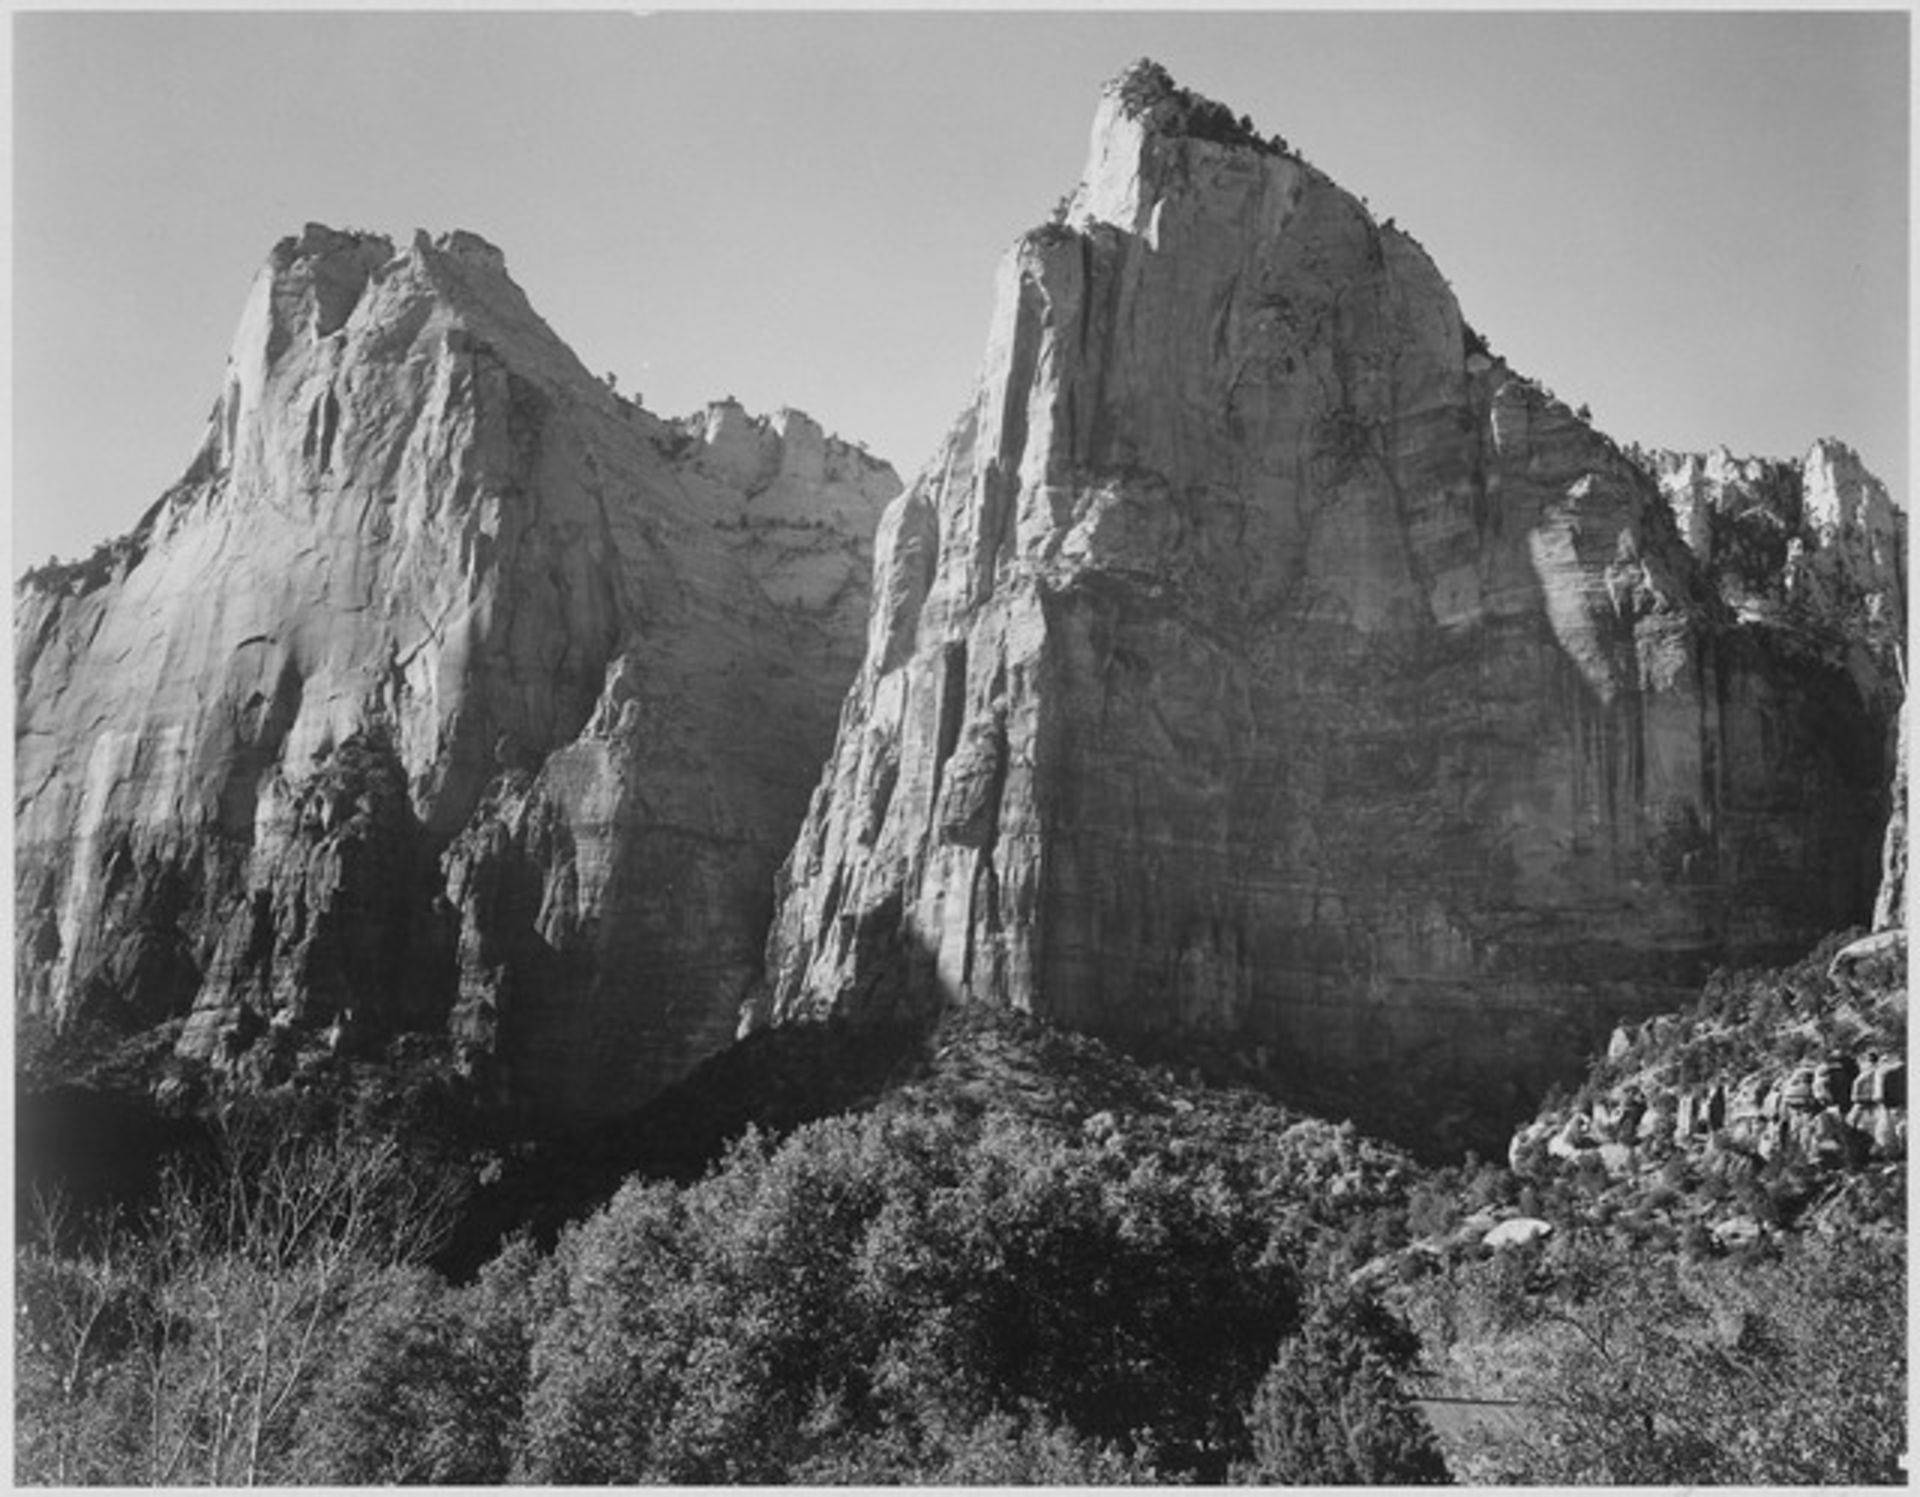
[11,8,1910,571]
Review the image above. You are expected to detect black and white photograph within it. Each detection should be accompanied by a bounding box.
[11,6,1909,1485]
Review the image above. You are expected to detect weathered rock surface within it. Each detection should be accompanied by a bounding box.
[757,62,1904,1141]
[1641,441,1909,936]
[16,224,898,1124]
[1642,441,1904,701]
[1508,932,1906,1255]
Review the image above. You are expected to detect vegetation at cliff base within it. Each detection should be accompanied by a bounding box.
[1404,1227,1905,1484]
[16,1062,1442,1485]
[15,971,1906,1485]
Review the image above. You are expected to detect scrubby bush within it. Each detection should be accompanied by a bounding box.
[1113,59,1286,156]
[1237,1289,1450,1484]
[1434,1229,1905,1485]
[15,1109,460,1486]
[294,1239,539,1483]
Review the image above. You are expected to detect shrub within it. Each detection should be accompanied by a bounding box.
[295,1239,539,1483]
[13,1110,460,1485]
[1461,1231,1905,1484]
[518,1108,1302,1482]
[1236,1289,1450,1484]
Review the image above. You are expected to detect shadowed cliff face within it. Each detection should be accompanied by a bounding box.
[757,64,1904,1142]
[15,224,899,1125]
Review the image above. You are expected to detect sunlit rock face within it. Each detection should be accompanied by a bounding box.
[1644,441,1904,696]
[758,63,1903,1138]
[1641,441,1908,938]
[15,223,898,1124]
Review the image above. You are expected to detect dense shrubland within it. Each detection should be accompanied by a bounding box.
[16,955,1905,1485]
[16,1064,1442,1485]
[1404,1227,1905,1484]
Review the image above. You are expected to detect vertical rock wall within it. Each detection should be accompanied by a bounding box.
[758,66,1903,1136]
[15,225,898,1124]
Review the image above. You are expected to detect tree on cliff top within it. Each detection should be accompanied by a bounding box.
[1112,58,1289,156]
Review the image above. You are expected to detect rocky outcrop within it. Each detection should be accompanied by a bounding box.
[16,224,898,1124]
[1514,1049,1908,1175]
[1508,933,1906,1253]
[1641,440,1909,937]
[1641,441,1904,700]
[756,62,1903,1142]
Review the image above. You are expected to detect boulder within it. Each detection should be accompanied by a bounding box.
[1711,1216,1764,1250]
[1638,1101,1677,1146]
[1805,1108,1860,1169]
[1548,1113,1599,1160]
[1483,1217,1555,1250]
[1829,928,1905,978]
[1597,1141,1636,1177]
[1870,1106,1906,1159]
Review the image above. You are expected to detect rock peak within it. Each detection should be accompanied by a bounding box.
[759,64,1902,1154]
[1101,58,1287,157]
[15,220,902,1126]
[270,222,394,273]
[1068,61,1300,236]
[410,226,509,274]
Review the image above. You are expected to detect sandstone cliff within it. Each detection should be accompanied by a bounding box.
[1641,440,1909,934]
[1642,441,1904,700]
[756,63,1904,1143]
[16,224,898,1124]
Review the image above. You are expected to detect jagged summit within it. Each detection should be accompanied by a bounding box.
[261,222,507,284]
[154,219,607,555]
[1638,437,1905,692]
[758,67,1904,1151]
[1103,59,1290,157]
[14,67,1905,1151]
[1061,61,1309,239]
[242,224,523,365]
[16,221,900,1125]
[21,222,890,603]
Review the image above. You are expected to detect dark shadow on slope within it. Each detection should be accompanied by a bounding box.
[14,1020,216,1243]
[433,1015,934,1279]
[1105,1028,1534,1166]
[15,1083,215,1246]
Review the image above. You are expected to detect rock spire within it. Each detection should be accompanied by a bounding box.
[16,223,899,1124]
[755,66,1904,1145]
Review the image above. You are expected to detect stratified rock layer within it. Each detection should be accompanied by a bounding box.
[16,224,898,1124]
[758,65,1903,1138]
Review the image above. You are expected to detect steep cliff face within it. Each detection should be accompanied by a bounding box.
[16,225,898,1123]
[1644,441,1905,694]
[757,64,1903,1138]
[1643,441,1908,935]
